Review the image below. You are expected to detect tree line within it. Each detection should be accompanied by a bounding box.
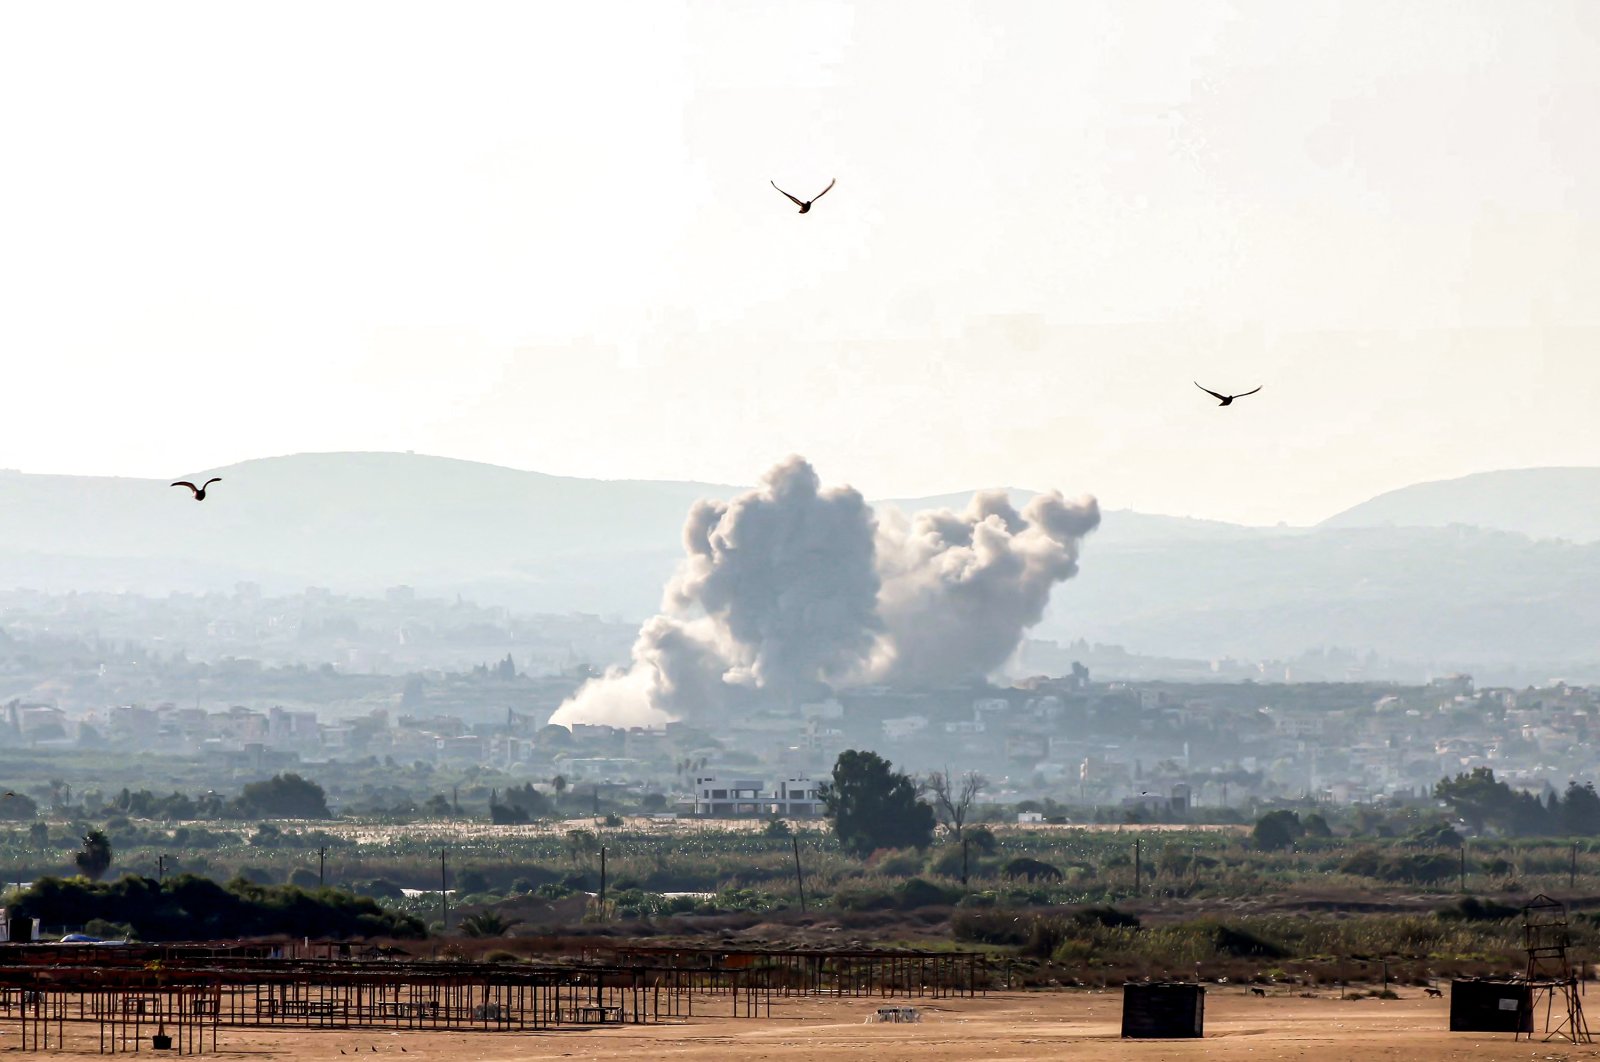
[1434,766,1600,838]
[11,873,424,941]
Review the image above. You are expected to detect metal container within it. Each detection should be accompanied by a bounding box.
[1122,982,1205,1038]
[1448,979,1532,1033]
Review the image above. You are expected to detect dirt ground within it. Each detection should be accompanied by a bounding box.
[10,990,1600,1062]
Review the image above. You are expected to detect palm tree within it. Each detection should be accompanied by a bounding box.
[459,911,522,939]
[552,775,568,809]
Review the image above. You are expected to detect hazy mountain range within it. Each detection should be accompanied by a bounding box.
[1,453,1597,673]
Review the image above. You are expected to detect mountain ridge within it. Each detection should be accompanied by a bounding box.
[1319,466,1600,543]
[2,452,1596,668]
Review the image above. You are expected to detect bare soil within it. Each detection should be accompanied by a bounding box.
[12,990,1598,1061]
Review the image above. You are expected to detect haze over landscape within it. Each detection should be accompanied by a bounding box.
[2,5,1599,1053]
[5,2,1600,526]
[2,452,1598,684]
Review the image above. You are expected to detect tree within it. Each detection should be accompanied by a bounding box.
[74,829,113,881]
[237,774,330,819]
[459,911,521,938]
[964,825,999,855]
[11,874,425,941]
[925,768,987,842]
[0,790,38,821]
[1563,782,1600,837]
[1435,767,1542,836]
[821,750,935,857]
[551,775,568,808]
[1251,810,1303,852]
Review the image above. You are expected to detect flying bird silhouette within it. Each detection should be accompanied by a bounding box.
[771,178,835,214]
[171,477,221,500]
[1194,382,1262,407]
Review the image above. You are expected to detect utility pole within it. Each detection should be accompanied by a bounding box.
[599,846,607,918]
[792,836,807,913]
[1134,838,1141,896]
[156,855,166,883]
[440,849,448,933]
[1459,845,1466,893]
[1572,842,1579,890]
[961,837,969,887]
[318,846,326,888]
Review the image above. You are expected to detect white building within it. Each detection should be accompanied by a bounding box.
[694,777,767,816]
[881,715,928,740]
[693,776,824,817]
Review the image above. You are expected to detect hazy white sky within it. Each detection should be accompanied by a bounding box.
[3,0,1597,525]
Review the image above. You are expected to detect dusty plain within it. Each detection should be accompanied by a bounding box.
[10,991,1600,1062]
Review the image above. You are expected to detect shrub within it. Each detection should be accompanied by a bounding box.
[964,825,998,855]
[1002,857,1063,882]
[361,878,405,900]
[455,869,490,895]
[868,848,926,877]
[896,877,956,910]
[1072,905,1139,929]
[84,918,136,941]
[535,882,576,901]
[12,874,424,940]
[1437,897,1520,922]
[1209,923,1289,959]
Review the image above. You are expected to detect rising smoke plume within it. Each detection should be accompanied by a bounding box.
[548,457,1099,728]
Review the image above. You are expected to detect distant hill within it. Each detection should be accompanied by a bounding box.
[2,452,1598,669]
[1319,467,1600,543]
[0,452,738,614]
[0,452,1265,608]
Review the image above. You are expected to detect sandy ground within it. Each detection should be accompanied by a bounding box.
[11,991,1600,1061]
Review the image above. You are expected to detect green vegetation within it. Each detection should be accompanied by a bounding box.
[11,875,425,940]
[1435,769,1600,838]
[73,829,113,881]
[822,750,935,856]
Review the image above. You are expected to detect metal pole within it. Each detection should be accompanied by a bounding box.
[1134,838,1141,896]
[600,846,607,917]
[318,846,326,888]
[792,836,806,913]
[440,849,448,932]
[962,837,969,887]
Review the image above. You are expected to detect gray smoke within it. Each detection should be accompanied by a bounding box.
[549,458,1099,728]
[550,456,881,727]
[869,489,1102,685]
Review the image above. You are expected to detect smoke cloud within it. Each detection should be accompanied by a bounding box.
[548,457,1099,728]
[869,490,1101,685]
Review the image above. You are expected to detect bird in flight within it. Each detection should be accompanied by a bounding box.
[172,477,222,500]
[1194,381,1262,407]
[771,178,836,214]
